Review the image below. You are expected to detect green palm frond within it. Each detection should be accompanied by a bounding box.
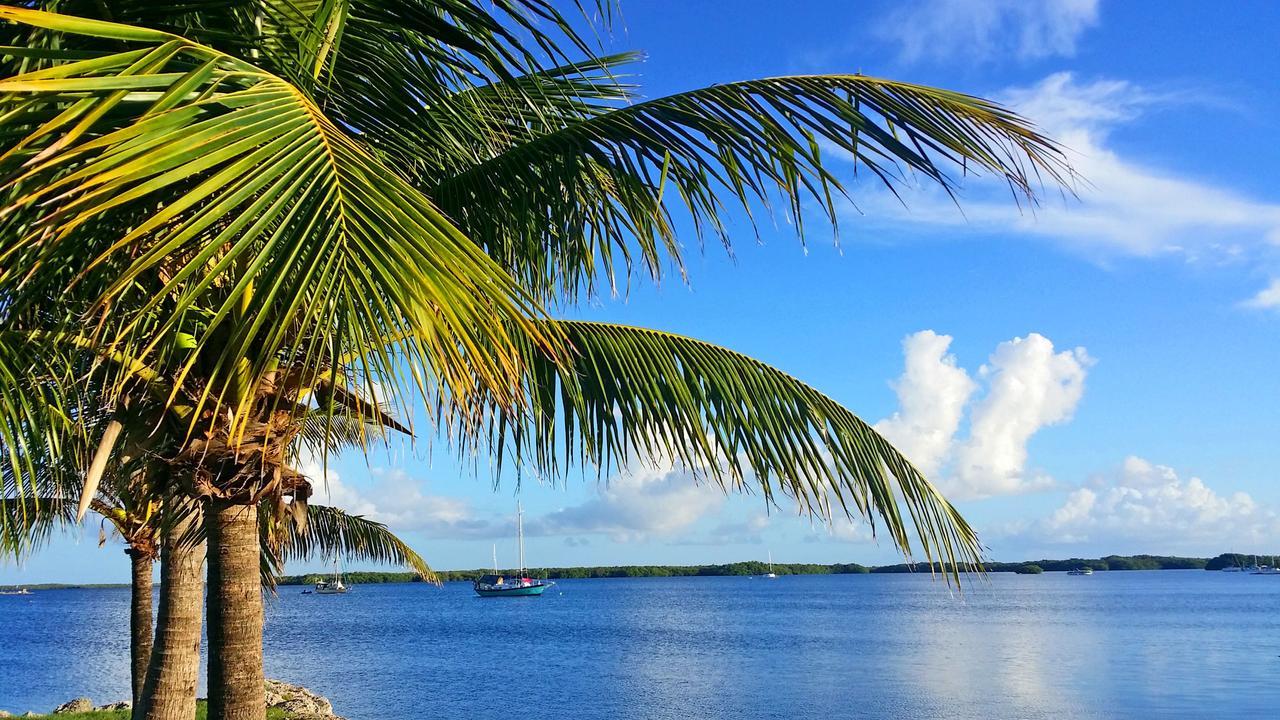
[0,495,75,559]
[0,7,558,439]
[275,504,435,582]
[430,75,1072,301]
[494,320,982,580]
[298,0,613,167]
[409,52,639,181]
[0,328,78,505]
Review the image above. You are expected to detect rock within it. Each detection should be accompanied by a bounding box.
[52,698,93,714]
[264,679,337,718]
[94,702,131,711]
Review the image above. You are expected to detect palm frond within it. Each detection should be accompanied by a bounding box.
[278,503,435,582]
[431,75,1072,301]
[0,495,75,559]
[494,320,982,581]
[0,7,559,441]
[0,328,78,506]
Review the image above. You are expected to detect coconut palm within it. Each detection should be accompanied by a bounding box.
[0,4,1073,720]
[2,484,430,715]
[1,341,427,720]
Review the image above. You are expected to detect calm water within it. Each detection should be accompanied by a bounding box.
[2,572,1278,718]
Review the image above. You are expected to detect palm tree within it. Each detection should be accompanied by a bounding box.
[1,343,426,720]
[0,4,1073,720]
[2,489,429,715]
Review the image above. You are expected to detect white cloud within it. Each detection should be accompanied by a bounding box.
[297,454,505,539]
[1242,278,1280,310]
[849,73,1280,262]
[879,0,1099,63]
[952,334,1092,498]
[874,330,1091,500]
[531,458,727,542]
[875,331,977,477]
[1030,456,1280,551]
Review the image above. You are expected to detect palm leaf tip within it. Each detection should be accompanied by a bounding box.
[432,73,1073,302]
[282,504,437,585]
[494,320,983,583]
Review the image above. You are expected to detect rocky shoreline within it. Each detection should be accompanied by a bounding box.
[0,680,344,719]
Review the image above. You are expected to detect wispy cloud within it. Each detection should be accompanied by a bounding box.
[530,459,727,542]
[1241,278,1280,310]
[845,73,1280,265]
[878,0,1099,64]
[299,457,508,539]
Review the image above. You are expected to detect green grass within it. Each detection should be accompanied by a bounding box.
[23,702,290,719]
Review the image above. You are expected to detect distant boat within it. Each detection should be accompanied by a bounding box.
[1251,566,1280,576]
[763,551,778,579]
[1067,567,1094,575]
[314,558,349,594]
[1221,566,1243,572]
[0,587,31,595]
[475,502,553,598]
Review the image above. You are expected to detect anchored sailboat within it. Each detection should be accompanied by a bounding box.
[474,502,554,597]
[314,557,349,594]
[764,551,778,579]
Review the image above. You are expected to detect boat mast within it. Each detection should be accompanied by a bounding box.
[517,500,525,576]
[768,550,773,573]
[492,544,498,573]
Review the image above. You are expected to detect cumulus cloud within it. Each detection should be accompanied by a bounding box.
[952,334,1092,498]
[875,330,1091,500]
[530,459,727,542]
[1241,278,1280,310]
[878,0,1099,63]
[874,331,977,477]
[847,73,1280,263]
[1029,457,1280,551]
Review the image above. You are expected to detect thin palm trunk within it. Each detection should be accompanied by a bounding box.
[206,498,265,720]
[126,548,154,708]
[136,506,204,720]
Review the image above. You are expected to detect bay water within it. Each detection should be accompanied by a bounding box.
[3,571,1278,718]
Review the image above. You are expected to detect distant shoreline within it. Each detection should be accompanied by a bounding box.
[4,553,1269,590]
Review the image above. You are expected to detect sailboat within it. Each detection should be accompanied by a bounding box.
[763,551,778,579]
[474,502,554,597]
[314,557,349,594]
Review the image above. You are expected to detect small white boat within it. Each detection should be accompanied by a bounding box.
[1251,566,1280,576]
[0,587,32,595]
[314,558,349,594]
[1066,567,1094,575]
[763,551,777,579]
[1221,566,1243,572]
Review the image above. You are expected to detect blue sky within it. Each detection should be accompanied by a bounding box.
[6,0,1280,583]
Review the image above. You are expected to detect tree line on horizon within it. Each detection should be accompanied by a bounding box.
[273,553,1264,585]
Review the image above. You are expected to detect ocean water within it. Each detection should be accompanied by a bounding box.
[2,571,1278,719]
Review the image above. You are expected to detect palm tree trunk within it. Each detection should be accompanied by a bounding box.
[206,498,265,720]
[126,548,154,708]
[136,505,204,720]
